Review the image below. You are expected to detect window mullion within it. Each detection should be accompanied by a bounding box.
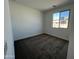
[59,12,61,28]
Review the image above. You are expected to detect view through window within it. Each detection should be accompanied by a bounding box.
[52,10,70,28]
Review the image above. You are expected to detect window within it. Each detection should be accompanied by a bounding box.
[52,10,70,28]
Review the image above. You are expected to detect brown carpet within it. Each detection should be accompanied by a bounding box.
[14,33,69,59]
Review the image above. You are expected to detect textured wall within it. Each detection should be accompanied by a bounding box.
[43,4,74,40]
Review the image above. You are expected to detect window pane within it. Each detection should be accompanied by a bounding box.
[60,10,69,28]
[53,12,59,28]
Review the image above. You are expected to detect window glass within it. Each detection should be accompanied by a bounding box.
[53,12,60,28]
[52,10,70,28]
[60,11,69,28]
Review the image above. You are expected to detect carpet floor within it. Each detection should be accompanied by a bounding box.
[14,34,69,59]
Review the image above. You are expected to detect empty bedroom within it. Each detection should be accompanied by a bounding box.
[4,0,74,59]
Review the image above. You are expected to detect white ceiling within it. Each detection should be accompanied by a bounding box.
[15,0,74,11]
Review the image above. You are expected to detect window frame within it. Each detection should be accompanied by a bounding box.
[52,9,71,29]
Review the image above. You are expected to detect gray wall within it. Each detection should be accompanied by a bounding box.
[9,1,43,41]
[67,5,74,59]
[4,0,15,59]
[67,30,74,59]
[43,4,74,40]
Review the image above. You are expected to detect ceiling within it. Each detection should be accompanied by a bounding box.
[15,0,74,11]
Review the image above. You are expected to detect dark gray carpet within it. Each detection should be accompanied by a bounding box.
[14,34,69,59]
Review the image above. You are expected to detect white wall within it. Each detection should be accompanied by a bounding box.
[43,4,74,40]
[9,1,43,41]
[4,0,15,59]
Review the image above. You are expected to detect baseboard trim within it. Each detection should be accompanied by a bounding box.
[15,33,43,42]
[15,33,69,42]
